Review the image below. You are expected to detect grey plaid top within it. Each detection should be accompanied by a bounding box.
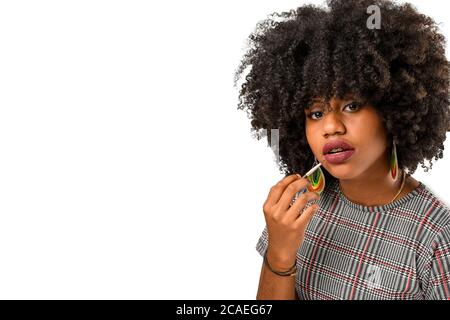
[256,178,450,300]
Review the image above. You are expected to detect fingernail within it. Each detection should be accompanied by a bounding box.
[296,174,302,179]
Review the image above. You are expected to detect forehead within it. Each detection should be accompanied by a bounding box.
[311,93,355,102]
[305,93,357,109]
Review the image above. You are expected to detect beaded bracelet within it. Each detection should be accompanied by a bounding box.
[263,251,298,277]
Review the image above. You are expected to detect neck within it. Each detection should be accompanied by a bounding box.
[338,160,406,207]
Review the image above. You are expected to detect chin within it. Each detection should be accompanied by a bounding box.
[322,162,355,179]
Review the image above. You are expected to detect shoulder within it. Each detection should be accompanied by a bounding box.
[416,181,450,220]
[411,180,450,243]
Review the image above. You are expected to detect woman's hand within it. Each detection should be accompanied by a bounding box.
[263,173,320,269]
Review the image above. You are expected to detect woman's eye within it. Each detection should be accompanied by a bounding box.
[307,102,361,120]
[308,111,323,120]
[345,102,362,111]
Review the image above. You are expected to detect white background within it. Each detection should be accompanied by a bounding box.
[0,0,448,299]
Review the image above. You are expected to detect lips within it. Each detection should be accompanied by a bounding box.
[324,150,355,164]
[322,139,355,164]
[322,139,355,155]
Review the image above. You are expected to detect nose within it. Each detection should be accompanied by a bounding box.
[321,102,346,137]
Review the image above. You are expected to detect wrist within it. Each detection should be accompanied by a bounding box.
[266,248,297,271]
[264,250,297,277]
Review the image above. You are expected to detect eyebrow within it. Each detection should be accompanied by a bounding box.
[306,94,357,109]
[305,99,327,110]
[312,94,355,101]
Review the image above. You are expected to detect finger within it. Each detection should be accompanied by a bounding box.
[289,191,320,218]
[281,191,319,224]
[293,203,319,228]
[276,177,311,212]
[263,174,300,210]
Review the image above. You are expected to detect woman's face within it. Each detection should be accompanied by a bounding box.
[304,94,390,180]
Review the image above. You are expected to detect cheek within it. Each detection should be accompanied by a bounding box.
[353,112,387,142]
[352,113,389,156]
[304,121,314,143]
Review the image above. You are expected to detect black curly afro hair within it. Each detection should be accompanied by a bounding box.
[233,0,450,186]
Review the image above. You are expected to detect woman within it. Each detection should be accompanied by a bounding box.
[234,0,450,299]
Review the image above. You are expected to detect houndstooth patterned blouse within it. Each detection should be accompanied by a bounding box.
[256,178,450,300]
